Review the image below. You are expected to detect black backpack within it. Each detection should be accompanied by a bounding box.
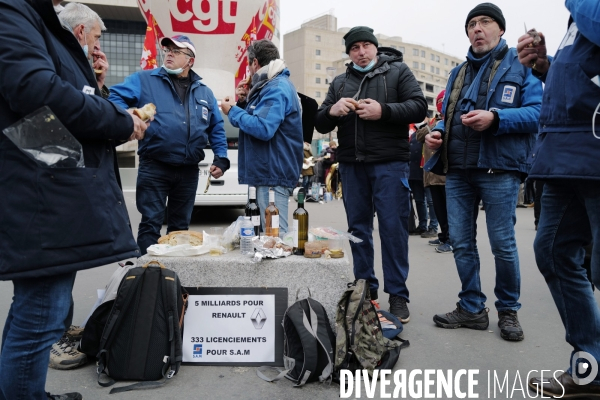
[96,260,188,393]
[257,289,335,386]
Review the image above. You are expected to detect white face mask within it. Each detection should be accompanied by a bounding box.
[82,44,88,58]
[162,64,184,75]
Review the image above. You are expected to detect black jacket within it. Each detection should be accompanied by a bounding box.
[315,47,427,163]
[0,0,139,279]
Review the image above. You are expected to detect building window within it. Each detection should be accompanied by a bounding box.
[436,55,440,62]
[315,77,321,84]
[430,66,435,73]
[102,20,147,88]
[445,58,449,65]
[399,46,405,53]
[390,45,397,50]
[421,50,426,58]
[315,91,321,98]
[413,48,419,56]
[426,83,434,92]
[421,63,425,70]
[413,61,419,68]
[430,53,435,61]
[436,67,440,75]
[426,96,434,105]
[315,49,321,56]
[315,35,321,42]
[316,63,321,70]
[445,70,449,76]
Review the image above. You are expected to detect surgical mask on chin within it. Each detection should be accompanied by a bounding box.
[352,59,376,72]
[162,64,184,75]
[82,44,88,58]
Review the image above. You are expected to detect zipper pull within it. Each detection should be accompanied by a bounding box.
[488,168,493,174]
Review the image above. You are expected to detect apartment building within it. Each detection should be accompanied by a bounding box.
[284,13,463,118]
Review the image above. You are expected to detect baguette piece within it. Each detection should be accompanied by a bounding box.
[132,103,156,121]
[157,230,203,246]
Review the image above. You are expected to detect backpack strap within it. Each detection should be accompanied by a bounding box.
[306,298,334,383]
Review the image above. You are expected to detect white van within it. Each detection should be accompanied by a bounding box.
[195,111,247,207]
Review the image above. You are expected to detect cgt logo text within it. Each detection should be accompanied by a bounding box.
[340,353,598,399]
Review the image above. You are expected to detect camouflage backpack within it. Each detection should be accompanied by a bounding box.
[334,280,409,378]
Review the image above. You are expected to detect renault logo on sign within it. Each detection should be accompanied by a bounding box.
[250,308,267,329]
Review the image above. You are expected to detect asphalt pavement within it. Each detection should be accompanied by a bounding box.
[1,193,598,399]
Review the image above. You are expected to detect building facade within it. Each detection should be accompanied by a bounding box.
[284,13,463,118]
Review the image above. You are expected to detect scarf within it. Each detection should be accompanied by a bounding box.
[248,59,286,100]
[458,38,507,113]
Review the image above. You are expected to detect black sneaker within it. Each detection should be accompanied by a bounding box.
[47,392,82,400]
[433,302,489,330]
[420,228,438,238]
[428,238,441,246]
[389,295,410,323]
[409,227,427,236]
[498,310,524,341]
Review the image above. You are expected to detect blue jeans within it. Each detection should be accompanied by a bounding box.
[409,179,428,230]
[256,186,293,235]
[0,272,76,399]
[533,180,600,384]
[301,175,312,196]
[424,187,438,230]
[446,169,521,313]
[339,161,411,300]
[136,158,199,255]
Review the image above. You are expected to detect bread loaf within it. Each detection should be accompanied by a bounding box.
[132,103,156,121]
[156,230,203,246]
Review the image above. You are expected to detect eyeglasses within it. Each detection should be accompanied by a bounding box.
[162,47,193,57]
[467,17,495,31]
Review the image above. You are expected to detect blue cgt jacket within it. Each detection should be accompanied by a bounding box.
[108,68,228,166]
[0,0,139,279]
[228,68,303,188]
[528,0,600,181]
[431,47,542,175]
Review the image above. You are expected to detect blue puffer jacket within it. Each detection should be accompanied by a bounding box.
[433,48,543,174]
[528,0,600,181]
[228,68,303,188]
[0,0,139,279]
[108,68,228,166]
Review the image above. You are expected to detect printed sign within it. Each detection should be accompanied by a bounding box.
[501,85,516,104]
[182,287,286,365]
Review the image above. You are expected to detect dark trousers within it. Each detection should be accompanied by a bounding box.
[136,158,199,255]
[534,180,546,227]
[430,184,449,244]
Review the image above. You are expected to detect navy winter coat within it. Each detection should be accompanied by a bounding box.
[0,0,139,279]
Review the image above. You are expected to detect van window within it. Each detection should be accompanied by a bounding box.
[206,111,239,150]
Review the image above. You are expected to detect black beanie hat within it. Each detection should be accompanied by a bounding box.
[465,3,505,35]
[343,26,378,54]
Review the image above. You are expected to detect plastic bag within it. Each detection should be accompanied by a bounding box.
[146,243,210,256]
[221,216,245,251]
[309,227,363,243]
[2,106,84,168]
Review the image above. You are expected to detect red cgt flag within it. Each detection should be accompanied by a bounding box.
[140,16,158,70]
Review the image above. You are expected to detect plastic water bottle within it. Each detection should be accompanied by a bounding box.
[240,217,255,255]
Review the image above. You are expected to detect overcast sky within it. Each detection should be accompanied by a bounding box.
[279,0,570,59]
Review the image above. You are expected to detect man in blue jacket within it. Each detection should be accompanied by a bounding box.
[425,3,542,342]
[109,35,229,255]
[517,1,600,396]
[221,39,303,234]
[0,0,147,398]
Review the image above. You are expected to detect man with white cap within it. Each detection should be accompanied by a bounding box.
[109,34,229,255]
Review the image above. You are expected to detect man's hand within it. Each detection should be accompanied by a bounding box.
[235,79,249,102]
[126,109,150,141]
[355,99,382,121]
[92,46,109,88]
[517,32,549,75]
[329,97,359,117]
[461,110,495,131]
[221,96,235,115]
[425,131,443,150]
[209,165,223,179]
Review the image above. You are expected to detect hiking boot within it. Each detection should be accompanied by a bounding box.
[46,392,82,400]
[433,302,489,330]
[428,238,441,246]
[529,371,600,398]
[49,332,87,370]
[420,228,438,238]
[389,295,410,323]
[498,310,524,341]
[435,243,453,253]
[65,325,84,340]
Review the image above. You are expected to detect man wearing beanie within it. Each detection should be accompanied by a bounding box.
[315,26,427,323]
[425,3,542,341]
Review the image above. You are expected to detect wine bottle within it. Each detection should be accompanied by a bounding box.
[245,186,261,236]
[293,189,309,255]
[265,188,280,238]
